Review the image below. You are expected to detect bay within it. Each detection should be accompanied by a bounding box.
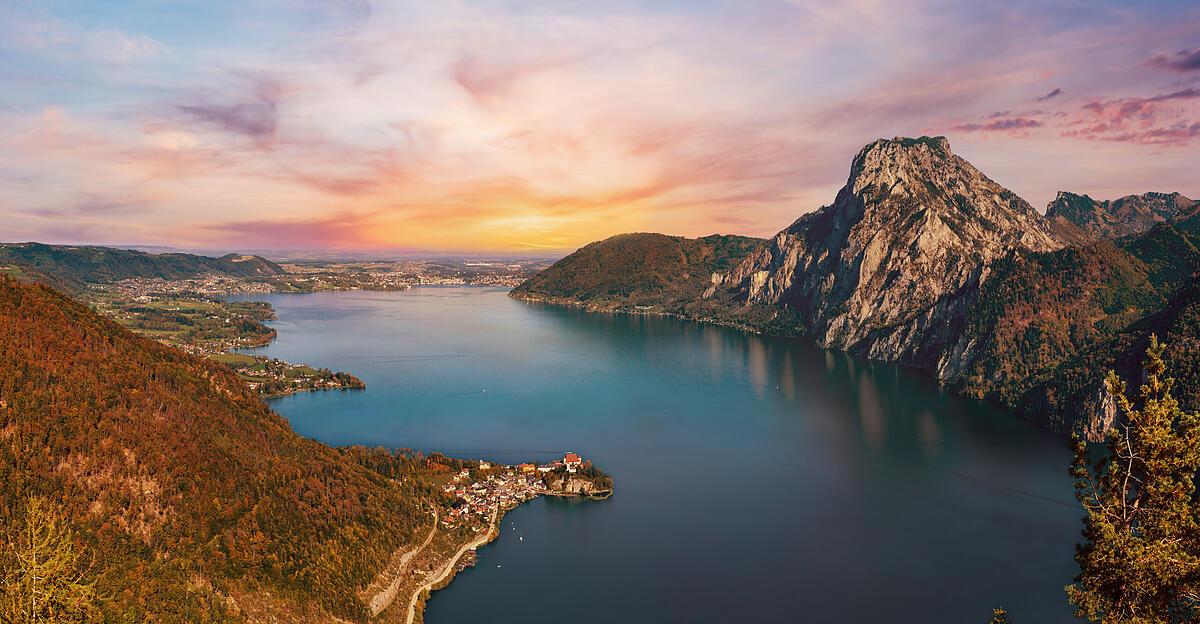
[234,286,1080,623]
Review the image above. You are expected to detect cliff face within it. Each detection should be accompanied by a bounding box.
[707,136,1063,371]
[544,474,612,496]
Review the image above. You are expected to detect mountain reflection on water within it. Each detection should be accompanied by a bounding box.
[235,287,1080,623]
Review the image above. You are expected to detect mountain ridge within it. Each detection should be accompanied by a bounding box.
[0,242,284,291]
[1045,191,1197,241]
[510,232,764,314]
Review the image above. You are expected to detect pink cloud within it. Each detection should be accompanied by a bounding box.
[1064,87,1200,145]
[451,50,594,105]
[202,211,378,249]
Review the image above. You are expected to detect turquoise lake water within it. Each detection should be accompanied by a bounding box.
[235,286,1081,623]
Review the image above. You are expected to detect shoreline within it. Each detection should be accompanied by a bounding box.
[507,291,782,337]
[507,290,1076,439]
[401,488,611,624]
[261,384,366,400]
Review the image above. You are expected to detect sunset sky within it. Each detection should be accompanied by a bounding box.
[1,0,1198,255]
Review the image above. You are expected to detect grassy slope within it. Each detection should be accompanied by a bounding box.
[0,277,433,622]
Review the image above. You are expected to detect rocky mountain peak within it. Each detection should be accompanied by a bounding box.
[707,135,1065,371]
[848,136,953,193]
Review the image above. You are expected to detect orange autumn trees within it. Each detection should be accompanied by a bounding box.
[0,276,436,622]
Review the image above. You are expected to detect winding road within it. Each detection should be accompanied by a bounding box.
[403,506,498,624]
[366,508,439,617]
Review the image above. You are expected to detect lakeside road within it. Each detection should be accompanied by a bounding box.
[366,508,439,617]
[404,506,499,624]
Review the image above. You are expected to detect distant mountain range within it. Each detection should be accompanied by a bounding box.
[512,136,1200,438]
[0,242,283,292]
[1045,191,1196,242]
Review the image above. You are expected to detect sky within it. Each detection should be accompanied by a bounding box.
[1,0,1198,255]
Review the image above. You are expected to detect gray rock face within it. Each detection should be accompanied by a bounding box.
[1045,191,1196,241]
[545,475,609,496]
[1079,380,1119,442]
[707,136,1064,371]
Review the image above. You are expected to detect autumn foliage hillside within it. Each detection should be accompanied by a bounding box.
[0,277,433,622]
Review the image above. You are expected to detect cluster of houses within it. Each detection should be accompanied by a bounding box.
[439,452,585,529]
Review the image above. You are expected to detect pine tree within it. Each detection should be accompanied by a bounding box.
[1,497,98,623]
[1068,336,1200,623]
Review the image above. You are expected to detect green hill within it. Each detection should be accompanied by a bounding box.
[0,276,436,622]
[510,233,763,313]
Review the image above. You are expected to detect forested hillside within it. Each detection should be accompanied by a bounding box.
[0,276,438,622]
[510,233,763,312]
[954,216,1200,434]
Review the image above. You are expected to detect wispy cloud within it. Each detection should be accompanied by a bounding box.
[175,71,287,147]
[1,1,1199,251]
[952,117,1042,134]
[0,5,167,64]
[1147,48,1200,73]
[1035,87,1062,102]
[1062,87,1200,145]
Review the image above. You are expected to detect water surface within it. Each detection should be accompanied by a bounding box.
[236,287,1080,623]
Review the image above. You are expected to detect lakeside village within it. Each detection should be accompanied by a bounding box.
[353,451,612,618]
[438,452,613,532]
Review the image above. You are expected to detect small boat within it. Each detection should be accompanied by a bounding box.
[519,536,523,541]
[497,565,502,568]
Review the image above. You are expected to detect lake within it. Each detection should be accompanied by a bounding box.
[235,286,1081,623]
